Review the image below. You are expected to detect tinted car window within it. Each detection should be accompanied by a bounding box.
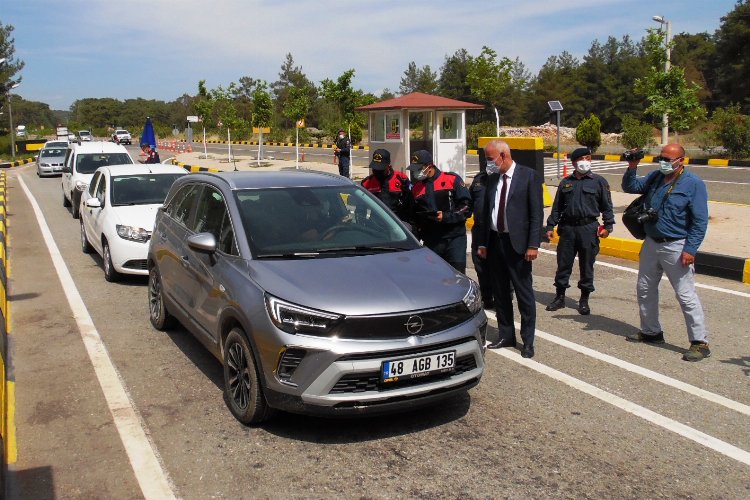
[194,188,228,236]
[76,153,133,174]
[95,175,106,202]
[236,186,416,256]
[40,148,66,157]
[111,174,185,206]
[169,184,202,227]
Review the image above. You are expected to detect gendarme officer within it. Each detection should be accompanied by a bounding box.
[361,149,411,222]
[408,150,472,273]
[545,147,614,315]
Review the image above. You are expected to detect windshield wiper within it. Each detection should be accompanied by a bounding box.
[315,245,410,254]
[255,252,320,259]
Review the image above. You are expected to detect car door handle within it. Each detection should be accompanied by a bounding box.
[181,255,189,268]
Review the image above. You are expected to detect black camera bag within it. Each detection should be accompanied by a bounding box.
[622,172,663,240]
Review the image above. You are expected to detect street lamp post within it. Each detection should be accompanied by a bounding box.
[653,15,672,146]
[7,83,20,160]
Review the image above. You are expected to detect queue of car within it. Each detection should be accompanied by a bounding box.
[36,142,487,425]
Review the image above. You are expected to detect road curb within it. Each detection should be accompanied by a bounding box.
[0,158,35,169]
[548,233,750,284]
[0,171,8,490]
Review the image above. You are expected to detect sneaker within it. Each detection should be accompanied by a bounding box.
[682,343,711,362]
[625,331,665,344]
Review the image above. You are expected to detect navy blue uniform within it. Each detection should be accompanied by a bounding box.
[335,135,351,177]
[469,171,493,304]
[411,169,472,273]
[361,170,411,222]
[546,172,614,293]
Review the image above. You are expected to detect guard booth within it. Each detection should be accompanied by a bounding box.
[356,92,483,178]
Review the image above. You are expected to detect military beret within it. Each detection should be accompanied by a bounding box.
[570,147,591,162]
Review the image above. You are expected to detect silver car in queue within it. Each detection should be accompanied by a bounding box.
[147,170,486,424]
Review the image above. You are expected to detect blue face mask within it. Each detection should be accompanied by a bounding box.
[659,157,681,174]
[486,161,500,175]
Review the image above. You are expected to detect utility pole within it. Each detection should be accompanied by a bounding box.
[653,15,672,146]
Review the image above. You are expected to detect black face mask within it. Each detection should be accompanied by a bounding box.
[373,170,387,181]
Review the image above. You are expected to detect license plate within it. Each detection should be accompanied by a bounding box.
[381,351,455,383]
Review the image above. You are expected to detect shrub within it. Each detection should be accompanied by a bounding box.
[576,113,602,152]
[467,121,498,150]
[621,115,655,150]
[709,104,750,158]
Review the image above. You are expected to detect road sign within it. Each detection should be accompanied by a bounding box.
[296,119,305,128]
[253,127,271,134]
[187,115,200,123]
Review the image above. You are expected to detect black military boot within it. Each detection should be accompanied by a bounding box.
[578,291,591,315]
[546,288,566,311]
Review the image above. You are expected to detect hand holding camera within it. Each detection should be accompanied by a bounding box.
[622,148,645,168]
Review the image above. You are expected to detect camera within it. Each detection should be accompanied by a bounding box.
[636,207,658,224]
[622,149,645,162]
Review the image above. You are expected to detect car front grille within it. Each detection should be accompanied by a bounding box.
[324,303,473,340]
[328,353,478,394]
[122,259,148,270]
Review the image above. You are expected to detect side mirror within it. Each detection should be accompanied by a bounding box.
[62,165,71,173]
[85,198,101,208]
[187,232,217,254]
[34,155,39,161]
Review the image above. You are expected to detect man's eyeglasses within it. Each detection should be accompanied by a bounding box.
[654,155,684,163]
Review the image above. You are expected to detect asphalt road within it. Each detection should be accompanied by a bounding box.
[5,162,750,498]
[174,142,750,204]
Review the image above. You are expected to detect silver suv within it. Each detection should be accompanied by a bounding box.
[147,171,486,424]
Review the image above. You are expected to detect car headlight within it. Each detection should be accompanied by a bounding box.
[463,279,482,315]
[75,181,88,191]
[116,224,151,242]
[40,163,51,168]
[265,295,342,335]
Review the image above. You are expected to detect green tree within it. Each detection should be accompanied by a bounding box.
[620,114,655,149]
[193,80,214,136]
[438,49,474,102]
[576,113,602,152]
[713,0,750,111]
[0,21,24,91]
[527,51,584,126]
[251,82,273,162]
[671,32,717,109]
[399,62,438,95]
[320,69,359,139]
[466,46,513,135]
[272,54,316,128]
[635,29,707,138]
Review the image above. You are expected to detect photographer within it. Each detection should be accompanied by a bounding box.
[621,143,710,362]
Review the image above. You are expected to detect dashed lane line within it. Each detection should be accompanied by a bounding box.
[489,347,750,466]
[17,175,176,500]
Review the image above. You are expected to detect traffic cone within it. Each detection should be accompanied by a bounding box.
[187,143,192,153]
[563,158,568,177]
[300,152,305,162]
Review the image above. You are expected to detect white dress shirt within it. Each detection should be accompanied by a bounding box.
[490,162,516,233]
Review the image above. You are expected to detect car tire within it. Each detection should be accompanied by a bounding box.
[148,266,176,330]
[80,219,93,254]
[223,328,273,425]
[102,241,120,282]
[63,190,71,207]
[71,192,80,219]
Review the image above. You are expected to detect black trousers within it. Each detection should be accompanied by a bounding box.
[487,232,536,347]
[426,233,467,274]
[553,222,600,293]
[338,156,350,177]
[471,230,494,303]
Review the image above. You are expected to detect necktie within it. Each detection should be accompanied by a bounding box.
[497,174,507,232]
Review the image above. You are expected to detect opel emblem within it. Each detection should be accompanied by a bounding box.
[405,315,424,335]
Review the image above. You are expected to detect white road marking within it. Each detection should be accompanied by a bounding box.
[490,347,750,466]
[17,175,176,500]
[487,317,750,416]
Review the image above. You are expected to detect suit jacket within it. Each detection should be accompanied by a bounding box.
[476,163,544,255]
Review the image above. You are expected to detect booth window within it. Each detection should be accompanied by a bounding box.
[371,112,401,142]
[440,112,462,140]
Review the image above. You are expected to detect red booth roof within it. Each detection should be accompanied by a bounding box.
[355,92,484,111]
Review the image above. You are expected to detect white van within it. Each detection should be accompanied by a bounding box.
[16,125,27,138]
[62,141,134,219]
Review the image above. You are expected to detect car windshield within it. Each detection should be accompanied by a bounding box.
[76,153,133,174]
[236,185,419,258]
[46,141,67,148]
[79,131,90,136]
[116,130,128,135]
[112,174,186,206]
[41,148,66,158]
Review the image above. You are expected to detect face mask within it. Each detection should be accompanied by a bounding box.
[374,170,387,181]
[575,160,592,174]
[338,134,345,139]
[414,166,430,181]
[659,159,676,174]
[486,161,500,175]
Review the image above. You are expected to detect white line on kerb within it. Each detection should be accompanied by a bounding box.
[18,176,176,499]
[490,348,750,466]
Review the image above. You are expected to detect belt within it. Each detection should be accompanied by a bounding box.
[650,236,682,243]
[560,217,597,226]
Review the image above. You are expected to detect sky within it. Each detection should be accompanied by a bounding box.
[1,0,739,111]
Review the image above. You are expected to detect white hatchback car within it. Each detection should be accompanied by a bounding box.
[80,164,187,281]
[62,141,133,219]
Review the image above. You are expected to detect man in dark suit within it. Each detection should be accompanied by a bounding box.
[476,140,544,358]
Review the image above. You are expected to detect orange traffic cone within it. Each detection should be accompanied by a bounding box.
[187,143,193,153]
[300,152,305,162]
[563,158,569,177]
